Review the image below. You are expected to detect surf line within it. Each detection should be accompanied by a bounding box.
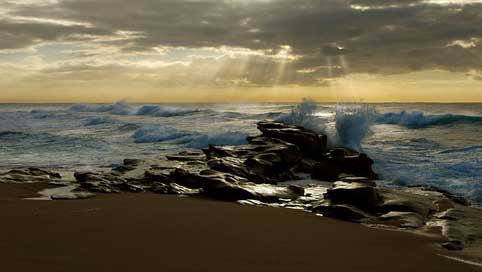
[438,254,482,268]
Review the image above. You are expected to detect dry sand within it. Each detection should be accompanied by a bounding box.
[0,183,480,272]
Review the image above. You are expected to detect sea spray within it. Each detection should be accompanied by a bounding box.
[277,100,375,152]
[276,98,326,133]
[334,104,375,151]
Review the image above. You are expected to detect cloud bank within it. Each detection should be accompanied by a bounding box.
[0,0,481,90]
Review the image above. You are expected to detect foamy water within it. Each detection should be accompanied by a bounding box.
[0,102,481,201]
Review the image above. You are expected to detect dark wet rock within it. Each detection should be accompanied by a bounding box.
[377,211,425,228]
[430,206,482,253]
[168,168,303,202]
[311,150,377,182]
[409,185,471,206]
[24,168,62,179]
[257,140,302,166]
[113,159,144,173]
[203,145,239,159]
[204,141,300,183]
[80,183,120,193]
[168,168,225,189]
[208,157,250,179]
[51,192,96,200]
[329,148,346,159]
[112,165,135,173]
[124,159,143,167]
[206,181,304,202]
[143,171,172,183]
[338,176,377,187]
[245,155,296,183]
[75,171,110,183]
[442,240,464,251]
[0,167,62,183]
[291,158,318,174]
[313,203,370,223]
[48,181,73,187]
[74,171,145,193]
[237,199,268,206]
[166,151,206,162]
[257,121,327,158]
[377,188,436,218]
[152,182,201,195]
[324,181,381,212]
[117,183,144,193]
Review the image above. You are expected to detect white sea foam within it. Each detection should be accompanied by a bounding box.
[276,98,325,133]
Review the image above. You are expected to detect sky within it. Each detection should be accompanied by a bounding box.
[0,0,481,103]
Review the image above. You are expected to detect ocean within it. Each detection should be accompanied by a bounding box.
[0,102,481,201]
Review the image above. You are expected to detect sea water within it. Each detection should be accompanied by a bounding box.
[0,102,481,201]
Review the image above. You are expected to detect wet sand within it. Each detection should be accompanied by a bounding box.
[0,183,480,272]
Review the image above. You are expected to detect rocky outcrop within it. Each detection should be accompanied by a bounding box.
[313,203,371,223]
[0,167,62,183]
[50,192,96,200]
[324,181,381,211]
[168,168,304,202]
[311,149,378,181]
[3,120,479,254]
[256,121,327,158]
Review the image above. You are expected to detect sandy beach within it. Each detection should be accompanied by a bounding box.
[0,183,479,272]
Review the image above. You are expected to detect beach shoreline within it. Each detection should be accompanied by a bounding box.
[0,182,480,272]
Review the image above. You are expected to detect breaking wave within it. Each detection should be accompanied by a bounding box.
[277,100,374,152]
[70,102,133,115]
[70,102,205,117]
[135,105,203,117]
[376,111,482,128]
[334,104,374,151]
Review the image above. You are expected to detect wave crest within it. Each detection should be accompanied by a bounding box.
[376,111,482,128]
[70,102,204,117]
[335,104,374,151]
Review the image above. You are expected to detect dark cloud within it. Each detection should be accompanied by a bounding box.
[1,0,482,85]
[0,19,111,49]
